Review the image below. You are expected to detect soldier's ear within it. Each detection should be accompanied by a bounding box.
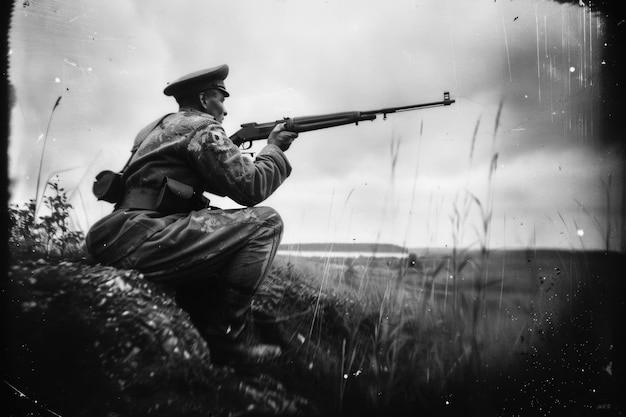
[198,92,209,110]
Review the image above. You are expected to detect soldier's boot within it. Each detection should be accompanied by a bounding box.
[197,287,282,365]
[175,283,282,364]
[250,308,298,351]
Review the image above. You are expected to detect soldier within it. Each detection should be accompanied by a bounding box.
[86,64,298,364]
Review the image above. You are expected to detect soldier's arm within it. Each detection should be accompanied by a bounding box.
[188,122,292,206]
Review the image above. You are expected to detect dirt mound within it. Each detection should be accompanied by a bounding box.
[3,259,317,416]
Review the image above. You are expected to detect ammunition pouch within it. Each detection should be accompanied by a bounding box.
[93,170,124,204]
[156,177,210,214]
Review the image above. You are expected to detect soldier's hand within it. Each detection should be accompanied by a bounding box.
[268,123,298,151]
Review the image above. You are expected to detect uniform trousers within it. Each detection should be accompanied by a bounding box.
[115,206,283,340]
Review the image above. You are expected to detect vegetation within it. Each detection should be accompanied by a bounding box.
[8,178,85,260]
[269,245,622,416]
[6,236,622,415]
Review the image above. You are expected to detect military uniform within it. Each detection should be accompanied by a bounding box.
[86,65,291,362]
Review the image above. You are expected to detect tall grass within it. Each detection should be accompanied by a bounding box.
[35,96,62,213]
[270,100,609,415]
[275,240,592,415]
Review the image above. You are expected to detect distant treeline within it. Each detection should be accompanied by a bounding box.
[279,242,408,253]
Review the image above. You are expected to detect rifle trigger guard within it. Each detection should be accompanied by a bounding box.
[240,140,253,150]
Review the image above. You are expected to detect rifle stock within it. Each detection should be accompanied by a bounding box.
[229,92,455,147]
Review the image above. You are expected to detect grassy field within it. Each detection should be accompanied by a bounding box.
[7,178,622,415]
[270,248,624,416]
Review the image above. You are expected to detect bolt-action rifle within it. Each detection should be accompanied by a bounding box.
[230,92,455,149]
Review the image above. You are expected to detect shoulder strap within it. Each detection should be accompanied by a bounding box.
[131,113,173,151]
[120,113,173,173]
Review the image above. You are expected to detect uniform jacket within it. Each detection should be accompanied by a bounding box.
[86,109,291,266]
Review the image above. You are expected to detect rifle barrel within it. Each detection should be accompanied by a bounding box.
[230,92,455,145]
[363,98,455,117]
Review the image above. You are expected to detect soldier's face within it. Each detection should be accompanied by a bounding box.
[200,90,227,123]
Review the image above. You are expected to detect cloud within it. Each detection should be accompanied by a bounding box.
[8,0,618,250]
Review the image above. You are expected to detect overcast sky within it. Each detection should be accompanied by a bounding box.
[7,0,623,250]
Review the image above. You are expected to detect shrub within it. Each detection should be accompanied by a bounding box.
[8,179,85,260]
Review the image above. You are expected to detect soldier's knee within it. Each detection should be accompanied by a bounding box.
[251,206,283,234]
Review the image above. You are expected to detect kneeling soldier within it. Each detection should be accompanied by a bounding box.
[86,64,298,364]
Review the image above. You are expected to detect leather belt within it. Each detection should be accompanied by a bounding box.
[117,186,214,213]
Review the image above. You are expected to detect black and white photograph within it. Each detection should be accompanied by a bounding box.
[3,0,625,415]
